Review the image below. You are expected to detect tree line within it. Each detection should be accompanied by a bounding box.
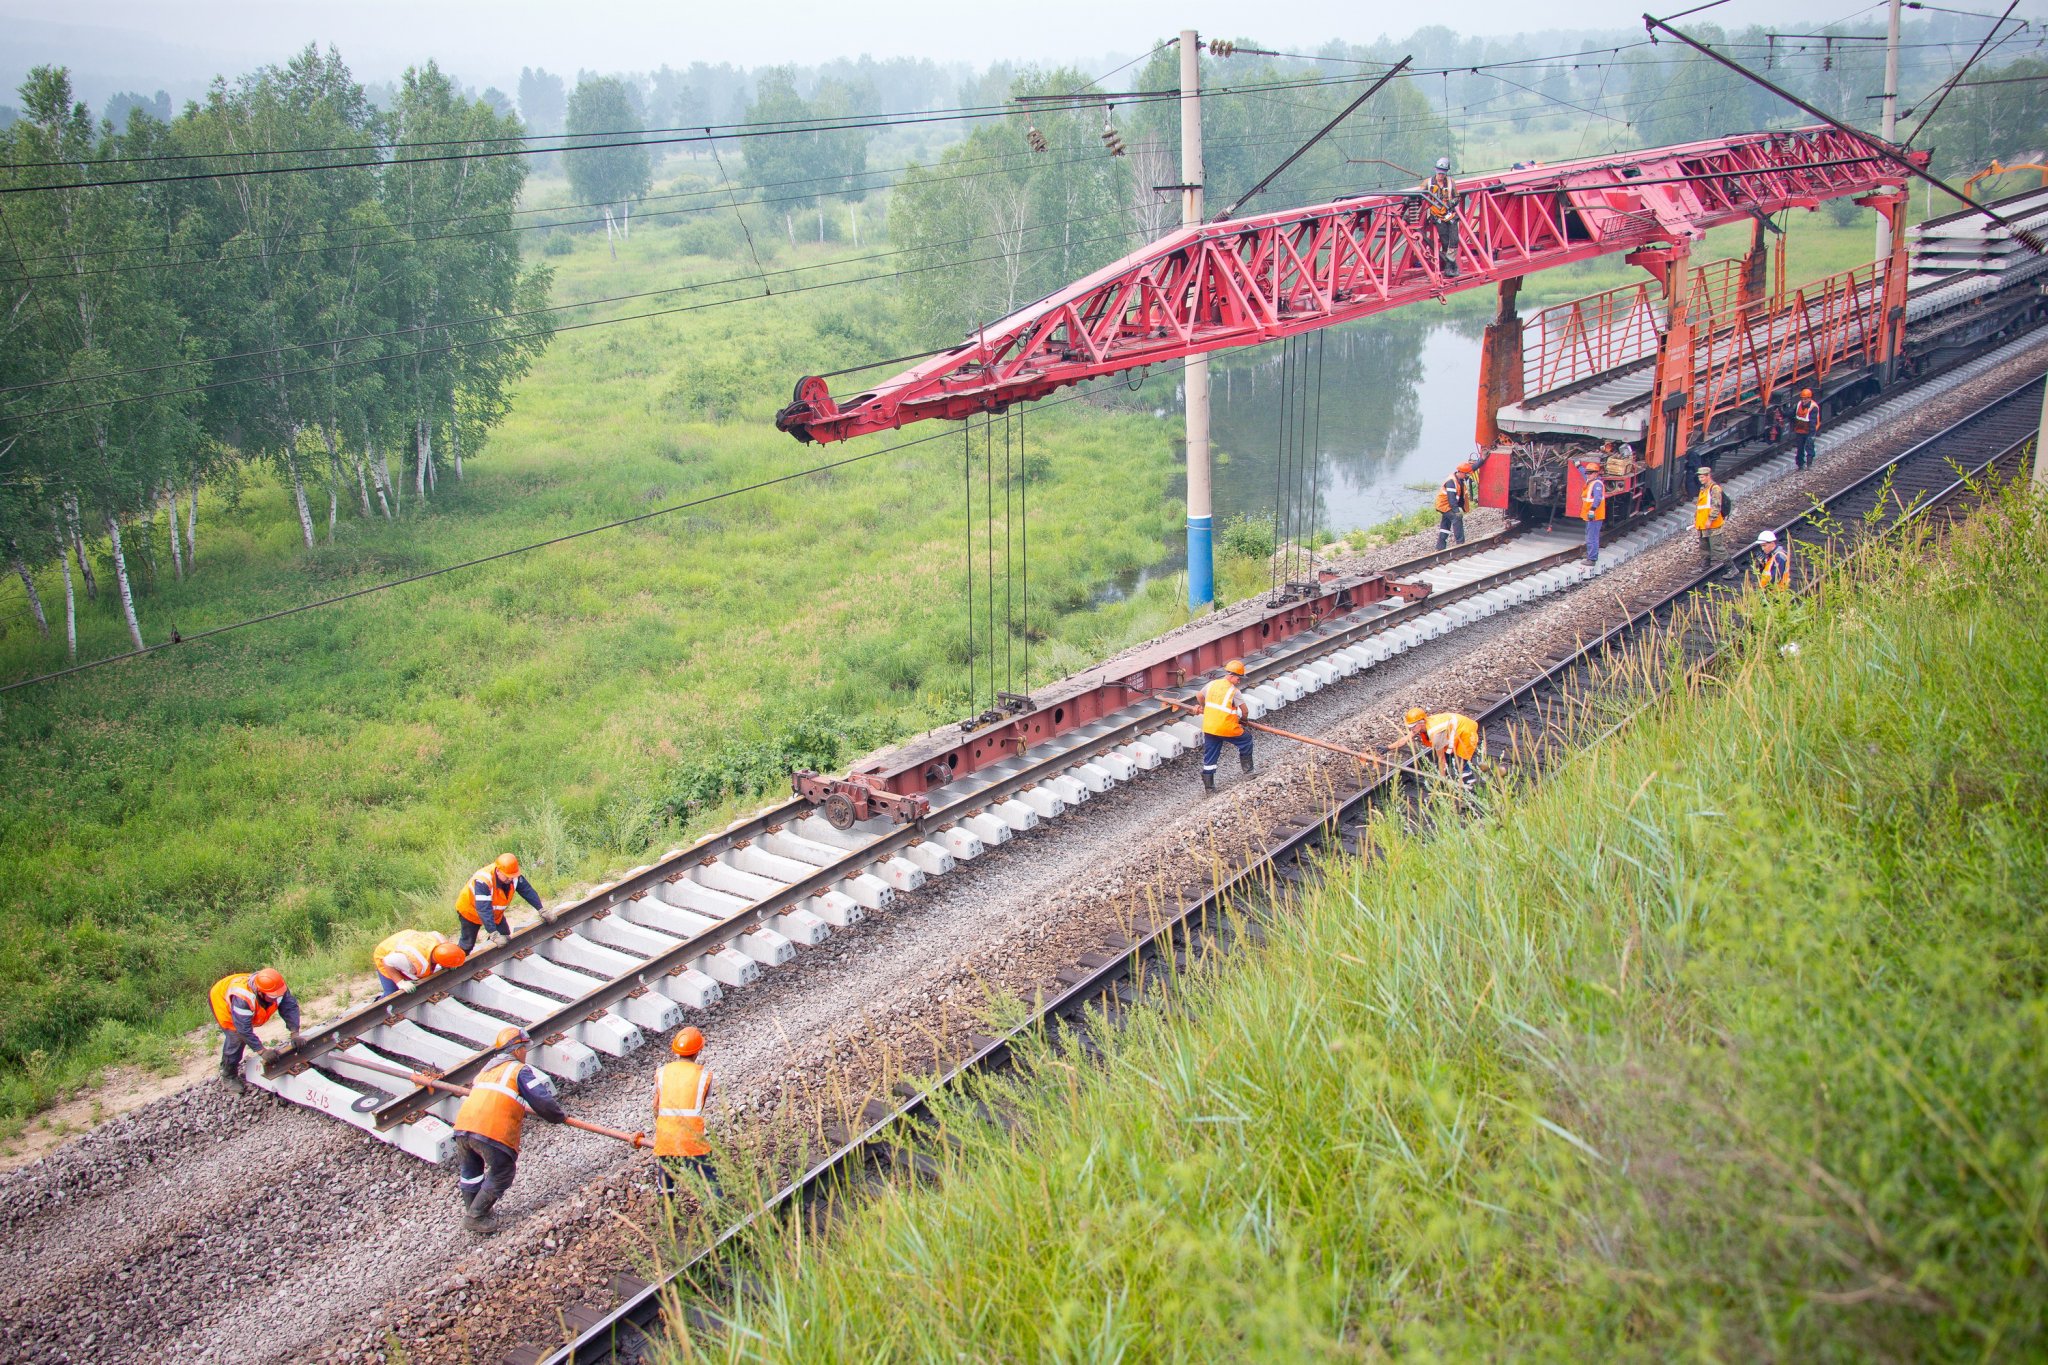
[0,49,552,658]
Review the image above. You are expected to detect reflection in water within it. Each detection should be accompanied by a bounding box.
[1207,315,1484,536]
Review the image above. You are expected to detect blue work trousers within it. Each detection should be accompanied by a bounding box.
[1201,732,1254,772]
[1584,517,1602,564]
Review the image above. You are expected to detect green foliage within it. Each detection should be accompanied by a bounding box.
[563,74,652,211]
[676,487,2048,1360]
[657,709,899,816]
[1217,511,1275,560]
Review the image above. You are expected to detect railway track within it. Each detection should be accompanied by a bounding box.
[250,326,2048,1164]
[532,365,2043,1365]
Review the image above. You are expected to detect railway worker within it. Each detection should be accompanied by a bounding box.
[1199,659,1254,794]
[1792,388,1821,469]
[209,967,302,1092]
[1579,460,1607,566]
[372,929,466,998]
[456,852,545,952]
[1392,707,1483,789]
[1435,461,1476,550]
[1424,157,1459,276]
[652,1027,722,1206]
[1694,465,1727,567]
[1754,529,1792,591]
[453,1026,566,1234]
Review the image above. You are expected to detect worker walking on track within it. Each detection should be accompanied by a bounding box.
[452,1026,566,1234]
[456,853,544,952]
[1694,465,1728,567]
[1392,707,1484,789]
[1423,157,1459,276]
[1754,529,1792,591]
[1436,461,1476,550]
[1792,388,1821,469]
[1580,460,1606,566]
[209,967,302,1092]
[1198,660,1254,794]
[371,929,466,997]
[652,1027,721,1206]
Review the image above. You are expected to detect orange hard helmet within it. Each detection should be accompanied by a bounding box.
[431,942,467,971]
[1404,707,1428,727]
[1224,659,1246,676]
[494,852,521,880]
[1799,388,1813,398]
[494,1026,530,1054]
[1456,461,1475,475]
[250,967,286,996]
[671,1027,705,1057]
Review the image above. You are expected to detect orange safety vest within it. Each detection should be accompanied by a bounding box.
[1694,484,1724,531]
[454,1058,535,1151]
[1423,171,1456,220]
[209,973,278,1033]
[653,1059,712,1158]
[1424,712,1480,762]
[1200,677,1246,737]
[1793,397,1820,433]
[373,929,440,984]
[1757,544,1791,589]
[457,865,514,926]
[1582,476,1606,522]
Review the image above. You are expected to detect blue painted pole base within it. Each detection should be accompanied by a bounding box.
[1187,514,1214,611]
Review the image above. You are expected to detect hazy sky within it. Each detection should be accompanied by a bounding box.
[5,0,2044,97]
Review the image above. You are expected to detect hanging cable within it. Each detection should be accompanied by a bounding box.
[1308,330,1328,570]
[1268,333,1294,600]
[984,412,996,714]
[1019,403,1029,695]
[1003,409,1014,699]
[963,421,975,715]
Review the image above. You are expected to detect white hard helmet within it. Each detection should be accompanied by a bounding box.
[1756,530,1777,545]
[1435,157,1451,172]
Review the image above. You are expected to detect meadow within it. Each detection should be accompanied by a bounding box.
[675,482,2048,1361]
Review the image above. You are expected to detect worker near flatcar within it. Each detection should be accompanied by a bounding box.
[1754,529,1791,591]
[1435,461,1476,550]
[209,967,302,1092]
[372,929,467,998]
[456,852,544,952]
[1392,707,1483,789]
[1694,465,1727,567]
[652,1027,722,1205]
[1580,460,1606,566]
[1792,388,1821,469]
[1424,157,1458,276]
[453,1027,566,1234]
[1198,659,1254,795]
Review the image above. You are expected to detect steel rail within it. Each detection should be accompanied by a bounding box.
[535,370,2040,1365]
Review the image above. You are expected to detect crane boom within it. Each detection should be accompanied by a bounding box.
[776,126,1924,444]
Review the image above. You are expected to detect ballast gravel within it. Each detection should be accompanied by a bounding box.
[1,339,2040,1365]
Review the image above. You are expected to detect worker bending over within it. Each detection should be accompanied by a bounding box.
[1392,707,1483,789]
[1423,157,1459,276]
[1198,660,1254,794]
[456,852,544,952]
[1792,388,1821,469]
[452,1027,566,1234]
[1435,461,1476,550]
[1754,529,1791,591]
[1580,460,1606,566]
[372,929,466,997]
[209,967,302,1092]
[1694,465,1728,567]
[653,1027,722,1206]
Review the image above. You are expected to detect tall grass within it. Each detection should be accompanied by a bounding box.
[667,483,2048,1361]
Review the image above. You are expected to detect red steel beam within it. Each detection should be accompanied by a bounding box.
[776,127,1923,445]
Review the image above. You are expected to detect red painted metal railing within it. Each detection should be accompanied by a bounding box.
[1691,260,1888,439]
[1523,281,1665,395]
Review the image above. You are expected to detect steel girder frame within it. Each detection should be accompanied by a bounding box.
[776,127,1922,445]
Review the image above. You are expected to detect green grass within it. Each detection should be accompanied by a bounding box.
[668,483,2048,1360]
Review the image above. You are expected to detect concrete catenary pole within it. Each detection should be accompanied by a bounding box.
[1877,0,1903,261]
[2034,372,2048,493]
[1181,28,1215,611]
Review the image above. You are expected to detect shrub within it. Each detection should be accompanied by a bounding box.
[1218,512,1276,560]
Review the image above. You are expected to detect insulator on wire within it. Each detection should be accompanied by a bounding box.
[1101,111,1126,157]
[1208,38,1237,58]
[1026,124,1048,153]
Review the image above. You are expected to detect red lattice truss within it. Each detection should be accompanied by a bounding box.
[777,126,1921,444]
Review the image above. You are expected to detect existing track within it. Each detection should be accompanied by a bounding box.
[531,375,2042,1365]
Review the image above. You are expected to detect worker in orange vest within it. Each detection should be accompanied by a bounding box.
[452,1026,566,1234]
[1435,460,1476,550]
[1694,465,1727,567]
[1423,156,1459,276]
[1579,459,1606,566]
[209,967,302,1092]
[371,929,467,998]
[1754,529,1792,590]
[652,1026,721,1205]
[1392,707,1483,789]
[1792,388,1821,469]
[1198,659,1253,794]
[455,852,544,952]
